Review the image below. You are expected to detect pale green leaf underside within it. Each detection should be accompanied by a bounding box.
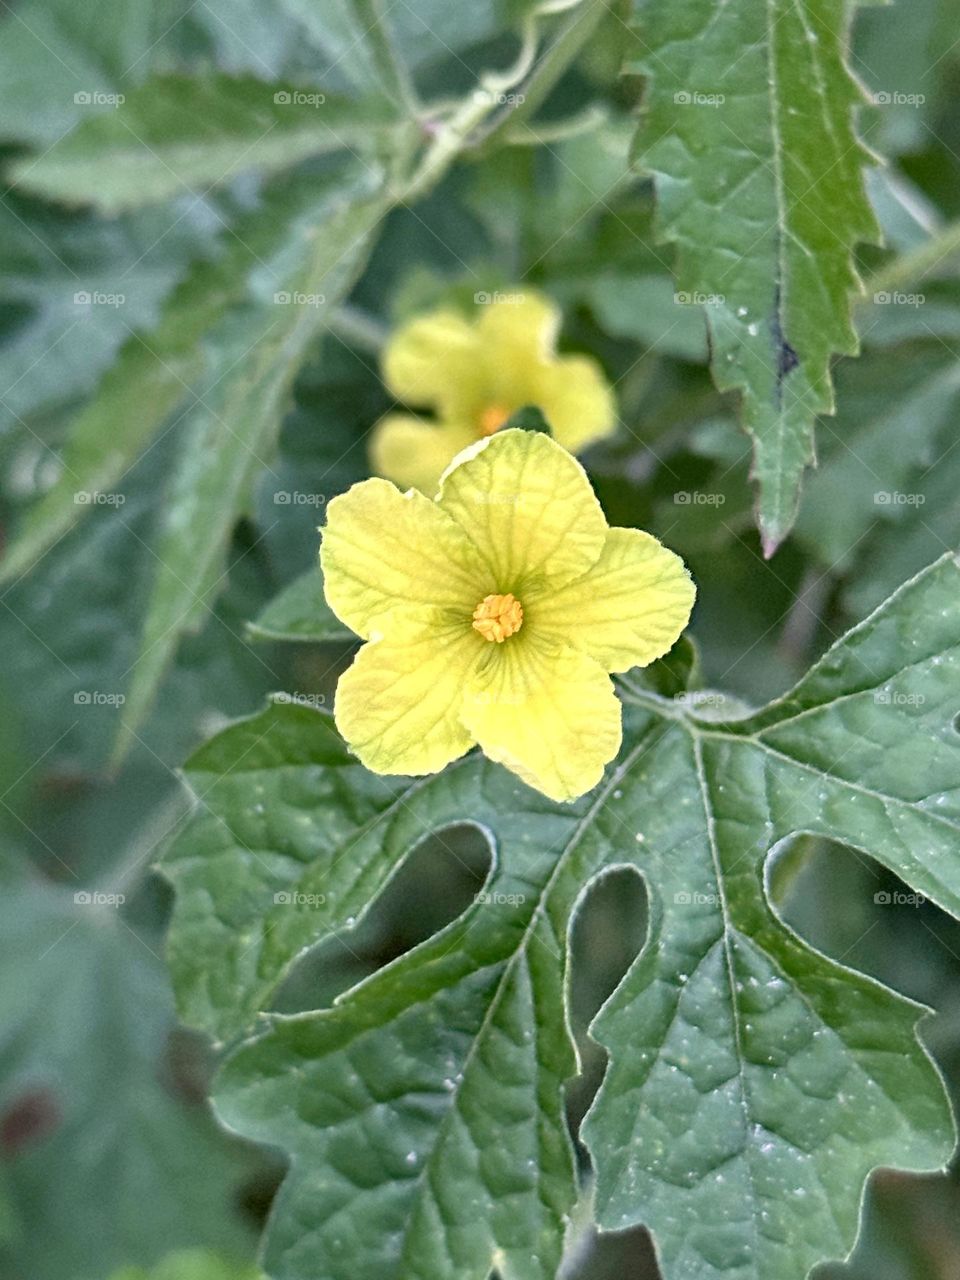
[162,554,960,1280]
[629,0,881,552]
[9,74,402,214]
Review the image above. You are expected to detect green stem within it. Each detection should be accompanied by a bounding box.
[473,0,611,151]
[864,219,960,295]
[329,305,389,354]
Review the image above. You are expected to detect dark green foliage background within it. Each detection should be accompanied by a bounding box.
[1,0,960,1277]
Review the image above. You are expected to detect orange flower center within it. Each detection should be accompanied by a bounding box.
[478,403,511,437]
[472,592,523,643]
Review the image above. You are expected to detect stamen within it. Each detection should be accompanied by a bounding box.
[478,404,511,437]
[472,592,523,642]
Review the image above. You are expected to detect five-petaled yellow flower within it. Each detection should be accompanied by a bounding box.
[369,291,616,494]
[321,430,695,802]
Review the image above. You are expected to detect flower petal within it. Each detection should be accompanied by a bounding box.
[461,634,621,802]
[476,293,560,363]
[528,527,695,672]
[320,478,480,639]
[383,309,485,420]
[437,429,607,591]
[368,413,476,496]
[531,354,617,453]
[336,618,481,775]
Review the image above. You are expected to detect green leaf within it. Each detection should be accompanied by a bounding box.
[0,194,208,433]
[0,422,287,776]
[108,1247,263,1280]
[585,273,709,362]
[163,555,960,1280]
[191,0,313,78]
[248,568,355,643]
[0,175,362,587]
[8,75,403,214]
[628,0,881,553]
[844,448,960,620]
[0,0,185,145]
[0,887,257,1280]
[162,702,409,1040]
[795,349,960,569]
[111,169,392,764]
[275,0,540,94]
[503,403,553,434]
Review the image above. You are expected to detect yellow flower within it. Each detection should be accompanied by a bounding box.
[320,430,694,802]
[369,291,616,494]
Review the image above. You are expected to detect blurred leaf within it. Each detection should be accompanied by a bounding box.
[465,118,642,273]
[628,0,880,552]
[251,338,390,577]
[164,555,960,1280]
[0,430,281,777]
[843,446,960,620]
[190,0,313,78]
[0,173,369,587]
[0,0,187,145]
[109,1247,263,1280]
[586,274,708,362]
[275,0,541,95]
[112,168,391,763]
[0,194,211,432]
[854,0,951,157]
[248,567,354,643]
[113,162,394,757]
[817,1171,960,1280]
[9,75,404,214]
[504,403,552,433]
[0,887,258,1280]
[796,350,960,569]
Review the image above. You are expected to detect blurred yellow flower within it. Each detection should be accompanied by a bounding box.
[321,430,694,802]
[369,291,616,494]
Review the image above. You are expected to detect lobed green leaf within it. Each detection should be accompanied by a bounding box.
[163,555,960,1280]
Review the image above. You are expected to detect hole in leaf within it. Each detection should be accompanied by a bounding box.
[567,866,648,1129]
[272,824,491,1014]
[772,835,960,1007]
